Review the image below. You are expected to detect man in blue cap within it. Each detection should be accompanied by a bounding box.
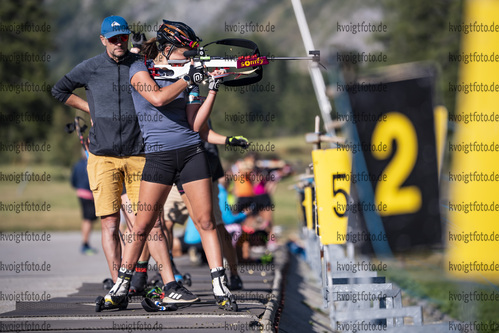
[52,15,147,294]
[99,16,132,61]
[53,15,202,310]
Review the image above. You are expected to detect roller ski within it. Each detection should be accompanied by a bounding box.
[140,280,199,311]
[95,268,132,312]
[95,294,128,312]
[102,278,113,290]
[211,268,238,312]
[173,265,192,287]
[148,271,163,288]
[141,298,178,312]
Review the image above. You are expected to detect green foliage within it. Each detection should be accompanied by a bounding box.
[375,0,464,114]
[383,262,499,327]
[0,0,56,162]
[46,106,87,167]
[0,1,322,167]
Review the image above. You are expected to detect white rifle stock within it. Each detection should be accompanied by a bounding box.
[150,38,320,87]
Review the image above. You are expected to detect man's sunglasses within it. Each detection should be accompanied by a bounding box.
[107,34,129,44]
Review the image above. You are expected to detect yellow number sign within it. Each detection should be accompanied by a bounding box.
[302,186,314,231]
[446,0,499,283]
[312,148,352,245]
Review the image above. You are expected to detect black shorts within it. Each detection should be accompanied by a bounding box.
[79,198,97,221]
[142,144,211,186]
[236,196,254,213]
[254,193,272,209]
[173,174,184,193]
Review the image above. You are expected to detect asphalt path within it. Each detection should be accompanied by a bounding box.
[0,231,286,332]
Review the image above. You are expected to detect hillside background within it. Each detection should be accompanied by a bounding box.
[0,0,462,234]
[1,0,462,167]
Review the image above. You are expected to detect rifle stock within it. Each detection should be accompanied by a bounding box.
[150,38,319,87]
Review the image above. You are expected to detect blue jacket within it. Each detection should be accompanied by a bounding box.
[218,184,247,224]
[71,158,90,190]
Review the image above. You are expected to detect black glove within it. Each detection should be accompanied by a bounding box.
[208,75,223,91]
[131,32,146,49]
[188,65,204,85]
[225,136,250,149]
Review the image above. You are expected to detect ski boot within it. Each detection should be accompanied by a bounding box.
[228,274,243,291]
[129,271,148,296]
[211,268,238,312]
[95,268,132,312]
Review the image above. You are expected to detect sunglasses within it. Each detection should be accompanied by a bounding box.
[107,34,129,44]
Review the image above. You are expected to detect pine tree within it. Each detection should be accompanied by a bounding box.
[0,0,56,163]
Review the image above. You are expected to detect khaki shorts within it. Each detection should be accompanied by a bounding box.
[164,181,223,226]
[163,184,189,224]
[87,152,145,217]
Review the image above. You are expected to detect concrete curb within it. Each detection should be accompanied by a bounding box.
[260,246,289,333]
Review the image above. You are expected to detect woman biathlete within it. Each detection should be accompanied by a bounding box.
[102,20,237,311]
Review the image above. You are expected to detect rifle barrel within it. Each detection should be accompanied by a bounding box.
[269,56,316,61]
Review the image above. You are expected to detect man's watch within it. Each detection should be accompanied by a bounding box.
[182,75,191,84]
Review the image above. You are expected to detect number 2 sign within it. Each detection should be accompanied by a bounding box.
[348,67,442,252]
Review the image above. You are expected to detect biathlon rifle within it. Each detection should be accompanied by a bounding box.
[151,38,320,86]
[65,116,89,159]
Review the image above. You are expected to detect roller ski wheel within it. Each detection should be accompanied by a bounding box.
[174,273,192,287]
[172,259,192,287]
[183,273,192,287]
[148,272,163,288]
[149,278,163,288]
[216,295,238,312]
[94,294,129,312]
[95,296,104,312]
[102,278,113,290]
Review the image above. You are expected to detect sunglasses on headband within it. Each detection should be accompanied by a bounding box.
[107,34,129,44]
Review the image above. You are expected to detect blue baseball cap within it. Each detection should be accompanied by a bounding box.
[101,16,131,38]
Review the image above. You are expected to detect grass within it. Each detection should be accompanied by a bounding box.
[0,134,313,233]
[272,175,304,238]
[374,253,499,330]
[0,164,82,231]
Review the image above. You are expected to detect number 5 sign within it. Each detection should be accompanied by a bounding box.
[312,148,352,245]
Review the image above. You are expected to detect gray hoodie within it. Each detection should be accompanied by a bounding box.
[52,51,144,156]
